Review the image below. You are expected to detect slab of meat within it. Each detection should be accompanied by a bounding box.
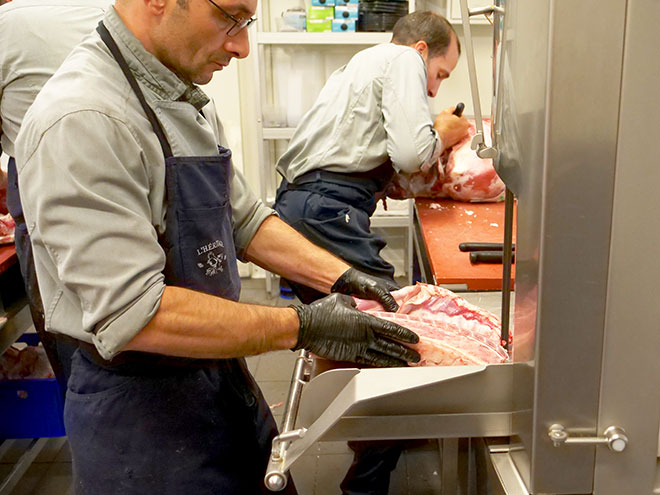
[0,345,54,380]
[0,166,7,214]
[357,283,508,366]
[0,213,15,245]
[442,120,505,202]
[386,120,505,202]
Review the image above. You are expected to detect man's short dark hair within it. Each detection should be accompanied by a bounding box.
[392,11,460,58]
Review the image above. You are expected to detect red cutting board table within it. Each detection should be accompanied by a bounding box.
[414,199,515,291]
[0,244,17,275]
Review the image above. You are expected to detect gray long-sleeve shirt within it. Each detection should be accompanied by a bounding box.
[0,0,109,157]
[276,43,442,183]
[16,8,274,359]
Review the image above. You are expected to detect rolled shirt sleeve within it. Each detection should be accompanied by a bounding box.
[382,50,442,174]
[18,110,168,359]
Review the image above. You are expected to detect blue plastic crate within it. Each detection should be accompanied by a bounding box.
[0,376,65,438]
[1,333,66,439]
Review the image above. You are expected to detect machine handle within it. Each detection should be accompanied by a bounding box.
[548,424,629,453]
[458,0,501,159]
[490,0,505,165]
[264,350,313,491]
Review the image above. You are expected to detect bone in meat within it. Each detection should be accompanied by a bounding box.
[357,283,508,366]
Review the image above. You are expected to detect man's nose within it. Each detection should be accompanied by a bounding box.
[224,27,250,59]
[428,81,441,98]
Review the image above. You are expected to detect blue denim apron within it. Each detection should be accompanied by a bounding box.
[61,22,295,495]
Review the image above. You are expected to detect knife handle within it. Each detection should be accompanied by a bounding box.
[459,242,505,252]
[469,251,516,264]
[453,102,465,117]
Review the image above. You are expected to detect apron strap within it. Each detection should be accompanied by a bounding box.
[96,21,173,159]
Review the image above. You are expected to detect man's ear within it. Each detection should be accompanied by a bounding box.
[412,40,429,60]
[145,0,168,16]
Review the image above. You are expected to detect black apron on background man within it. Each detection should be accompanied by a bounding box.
[275,168,405,495]
[274,163,397,304]
[62,22,297,495]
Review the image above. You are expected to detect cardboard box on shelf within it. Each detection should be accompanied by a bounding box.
[335,4,358,19]
[308,5,334,20]
[306,18,333,32]
[331,18,357,31]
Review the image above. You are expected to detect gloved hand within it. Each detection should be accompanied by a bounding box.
[331,268,400,312]
[291,293,420,367]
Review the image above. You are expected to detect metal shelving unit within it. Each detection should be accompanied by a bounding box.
[256,32,394,44]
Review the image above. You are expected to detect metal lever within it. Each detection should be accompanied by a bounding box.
[548,424,629,452]
[458,0,501,160]
[468,5,504,16]
[264,350,313,491]
[265,429,307,491]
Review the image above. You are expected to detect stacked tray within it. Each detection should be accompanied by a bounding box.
[357,0,408,32]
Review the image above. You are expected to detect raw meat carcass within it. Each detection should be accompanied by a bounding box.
[0,213,15,245]
[0,345,54,380]
[0,166,7,214]
[385,160,444,199]
[357,283,508,366]
[442,120,505,202]
[386,120,505,202]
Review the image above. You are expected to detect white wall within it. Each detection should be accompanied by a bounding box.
[202,63,244,173]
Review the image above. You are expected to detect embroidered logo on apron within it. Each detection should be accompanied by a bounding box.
[196,240,227,277]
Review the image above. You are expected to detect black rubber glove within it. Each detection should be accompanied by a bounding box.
[331,268,400,312]
[291,293,420,367]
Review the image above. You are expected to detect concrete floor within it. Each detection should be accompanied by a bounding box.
[1,277,447,495]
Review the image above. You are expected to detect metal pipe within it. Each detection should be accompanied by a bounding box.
[280,350,311,435]
[458,0,498,159]
[500,188,514,352]
[490,0,504,154]
[264,349,312,491]
[469,5,504,17]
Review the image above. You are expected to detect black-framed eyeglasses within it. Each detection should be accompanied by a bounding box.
[207,0,256,36]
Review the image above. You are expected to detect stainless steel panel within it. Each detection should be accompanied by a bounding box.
[593,1,660,493]
[488,451,529,494]
[298,365,514,428]
[498,0,627,492]
[277,365,515,474]
[322,413,513,441]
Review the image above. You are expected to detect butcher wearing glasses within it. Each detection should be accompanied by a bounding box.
[14,0,421,492]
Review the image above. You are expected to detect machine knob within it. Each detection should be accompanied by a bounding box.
[265,472,287,491]
[603,426,628,452]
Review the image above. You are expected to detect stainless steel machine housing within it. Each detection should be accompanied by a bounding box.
[265,1,660,493]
